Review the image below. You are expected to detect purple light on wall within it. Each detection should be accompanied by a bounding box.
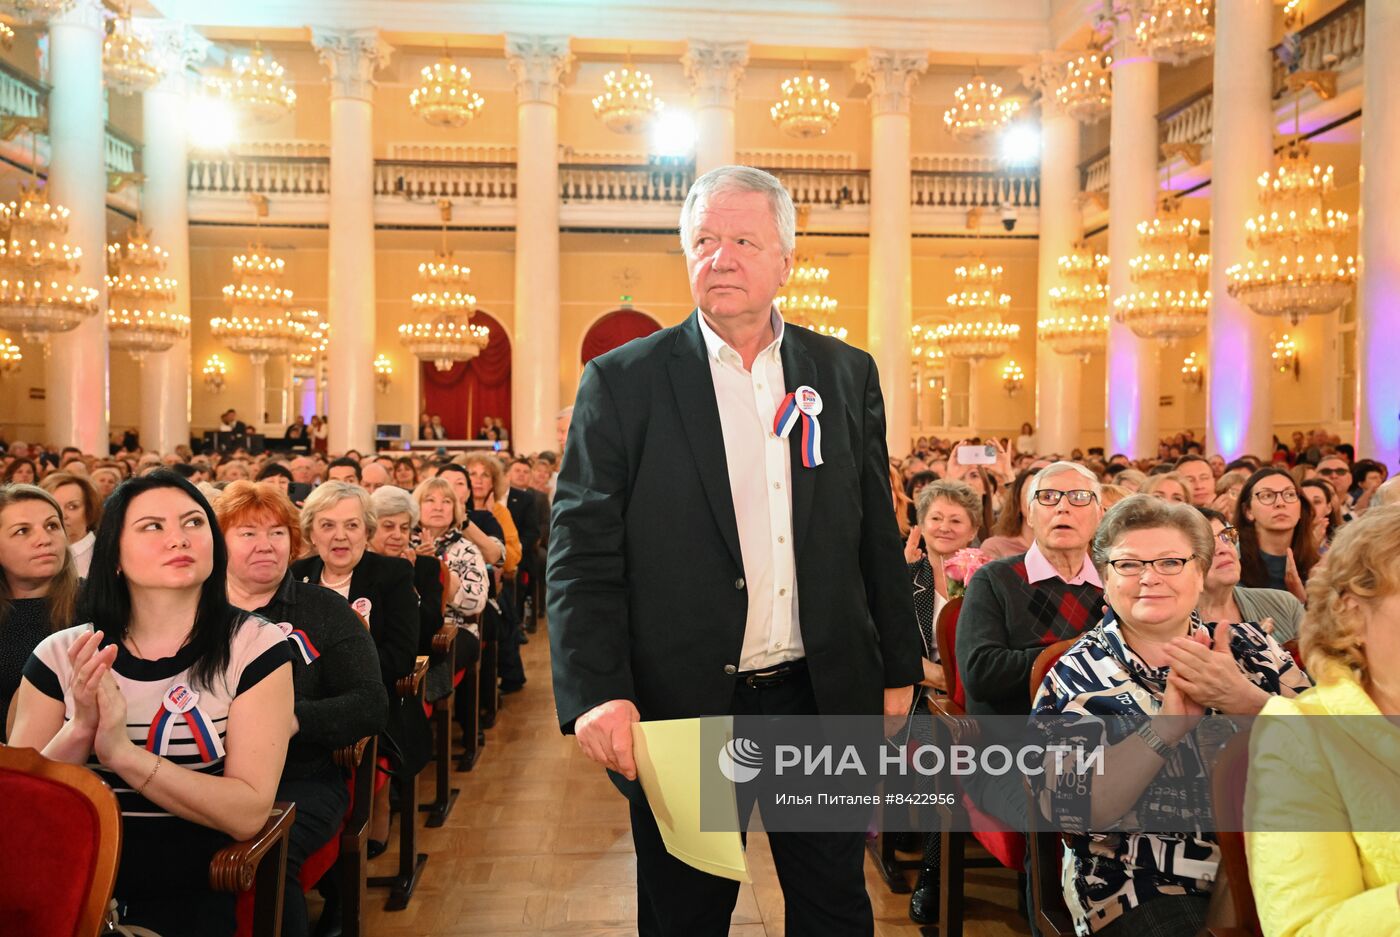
[1361,287,1400,472]
[1107,339,1140,455]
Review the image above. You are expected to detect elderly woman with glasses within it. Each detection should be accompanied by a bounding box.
[1031,496,1310,937]
[1194,507,1305,644]
[1235,468,1319,603]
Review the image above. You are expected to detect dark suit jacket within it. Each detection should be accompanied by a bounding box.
[506,487,542,559]
[290,550,419,688]
[548,310,923,733]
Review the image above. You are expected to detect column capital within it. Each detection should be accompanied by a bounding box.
[505,35,573,106]
[681,40,749,109]
[1096,2,1152,59]
[1020,51,1074,119]
[311,28,393,102]
[49,0,104,32]
[853,50,928,117]
[136,19,210,93]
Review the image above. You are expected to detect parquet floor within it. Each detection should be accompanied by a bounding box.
[354,626,1031,936]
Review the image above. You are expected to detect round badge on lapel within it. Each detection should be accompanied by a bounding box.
[795,385,822,416]
[352,597,373,619]
[164,683,199,714]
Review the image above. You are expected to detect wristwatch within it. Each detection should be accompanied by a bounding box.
[1135,720,1178,759]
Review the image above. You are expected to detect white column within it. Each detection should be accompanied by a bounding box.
[1105,24,1160,459]
[138,21,207,455]
[681,41,748,177]
[506,35,572,454]
[1024,53,1083,456]
[1207,0,1273,460]
[1356,0,1400,471]
[46,0,108,453]
[855,50,927,456]
[313,29,392,454]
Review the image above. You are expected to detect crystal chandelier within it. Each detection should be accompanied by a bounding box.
[212,234,304,362]
[592,57,662,134]
[1053,49,1111,123]
[935,321,1019,361]
[771,70,840,139]
[202,353,228,392]
[410,52,485,128]
[1134,0,1214,66]
[291,317,328,379]
[1225,138,1356,325]
[943,72,1019,142]
[1041,243,1109,360]
[106,223,186,359]
[910,323,947,371]
[103,2,162,95]
[1114,194,1210,342]
[0,336,21,375]
[6,0,72,24]
[776,253,846,341]
[1001,360,1025,396]
[400,204,490,370]
[947,258,1011,311]
[210,43,297,124]
[0,183,99,341]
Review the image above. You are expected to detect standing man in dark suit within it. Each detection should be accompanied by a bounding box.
[548,166,922,937]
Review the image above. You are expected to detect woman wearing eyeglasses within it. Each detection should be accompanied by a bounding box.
[1194,507,1305,644]
[1235,468,1319,603]
[1031,496,1310,937]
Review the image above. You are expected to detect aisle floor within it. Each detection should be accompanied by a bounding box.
[358,626,1031,936]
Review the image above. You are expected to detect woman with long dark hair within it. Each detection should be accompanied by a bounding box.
[1235,467,1318,602]
[0,484,78,738]
[11,471,293,935]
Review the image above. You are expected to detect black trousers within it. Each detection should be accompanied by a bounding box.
[277,765,350,937]
[626,668,874,937]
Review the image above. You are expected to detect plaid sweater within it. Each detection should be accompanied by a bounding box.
[954,553,1103,716]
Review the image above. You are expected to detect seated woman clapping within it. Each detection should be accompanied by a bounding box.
[11,471,294,936]
[1031,495,1310,937]
[1247,504,1400,936]
[218,480,387,937]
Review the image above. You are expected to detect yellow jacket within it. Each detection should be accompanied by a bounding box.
[1245,662,1400,937]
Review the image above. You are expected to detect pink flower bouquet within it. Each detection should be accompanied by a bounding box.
[943,547,991,598]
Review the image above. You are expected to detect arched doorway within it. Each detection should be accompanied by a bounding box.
[419,310,511,439]
[581,308,661,365]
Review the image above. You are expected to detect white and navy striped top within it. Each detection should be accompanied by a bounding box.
[24,614,290,900]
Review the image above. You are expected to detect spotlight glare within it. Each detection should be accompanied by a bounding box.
[649,109,697,158]
[999,123,1040,168]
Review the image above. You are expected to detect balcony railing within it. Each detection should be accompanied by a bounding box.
[560,161,693,202]
[374,159,515,200]
[189,154,330,195]
[912,170,1038,208]
[0,59,138,175]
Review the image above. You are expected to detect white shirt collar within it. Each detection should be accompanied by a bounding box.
[696,306,785,366]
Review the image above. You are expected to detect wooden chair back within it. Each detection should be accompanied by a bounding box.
[1210,731,1264,937]
[0,745,121,937]
[1029,639,1077,705]
[934,595,965,703]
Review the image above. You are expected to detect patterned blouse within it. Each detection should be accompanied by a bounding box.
[1029,609,1311,936]
[412,527,489,637]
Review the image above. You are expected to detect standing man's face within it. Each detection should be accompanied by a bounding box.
[684,189,793,326]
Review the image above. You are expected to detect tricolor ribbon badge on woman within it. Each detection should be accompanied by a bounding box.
[278,621,321,665]
[773,384,824,468]
[144,682,225,762]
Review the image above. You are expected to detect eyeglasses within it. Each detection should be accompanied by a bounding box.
[1216,525,1239,547]
[1032,488,1098,507]
[1253,488,1300,506]
[1106,556,1194,576]
[1317,467,1350,478]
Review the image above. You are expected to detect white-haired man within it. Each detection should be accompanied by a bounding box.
[550,165,921,936]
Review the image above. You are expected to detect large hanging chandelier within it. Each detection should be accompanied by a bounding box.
[211,218,304,362]
[103,2,162,95]
[400,203,490,370]
[1113,193,1210,342]
[935,321,1019,361]
[210,43,297,124]
[910,323,947,372]
[1041,243,1109,360]
[947,258,1011,311]
[1225,111,1356,325]
[776,253,846,341]
[410,50,485,128]
[771,69,840,139]
[106,223,186,359]
[6,0,72,24]
[1134,0,1214,66]
[1053,49,1111,123]
[592,55,662,134]
[943,72,1019,142]
[0,182,99,342]
[0,336,21,375]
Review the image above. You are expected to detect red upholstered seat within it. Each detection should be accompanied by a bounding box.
[0,746,120,937]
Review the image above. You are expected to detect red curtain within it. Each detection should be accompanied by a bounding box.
[419,311,511,439]
[581,309,661,364]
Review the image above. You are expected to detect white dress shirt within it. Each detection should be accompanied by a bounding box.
[697,308,803,672]
[70,530,95,580]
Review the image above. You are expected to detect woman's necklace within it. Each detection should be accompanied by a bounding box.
[321,568,353,589]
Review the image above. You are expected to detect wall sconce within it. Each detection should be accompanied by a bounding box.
[1001,359,1025,396]
[0,336,22,377]
[1272,334,1300,380]
[202,353,227,393]
[1282,0,1305,28]
[1181,351,1204,392]
[373,353,393,394]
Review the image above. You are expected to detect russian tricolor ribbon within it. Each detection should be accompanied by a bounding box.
[773,385,824,468]
[286,628,321,666]
[144,683,225,762]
